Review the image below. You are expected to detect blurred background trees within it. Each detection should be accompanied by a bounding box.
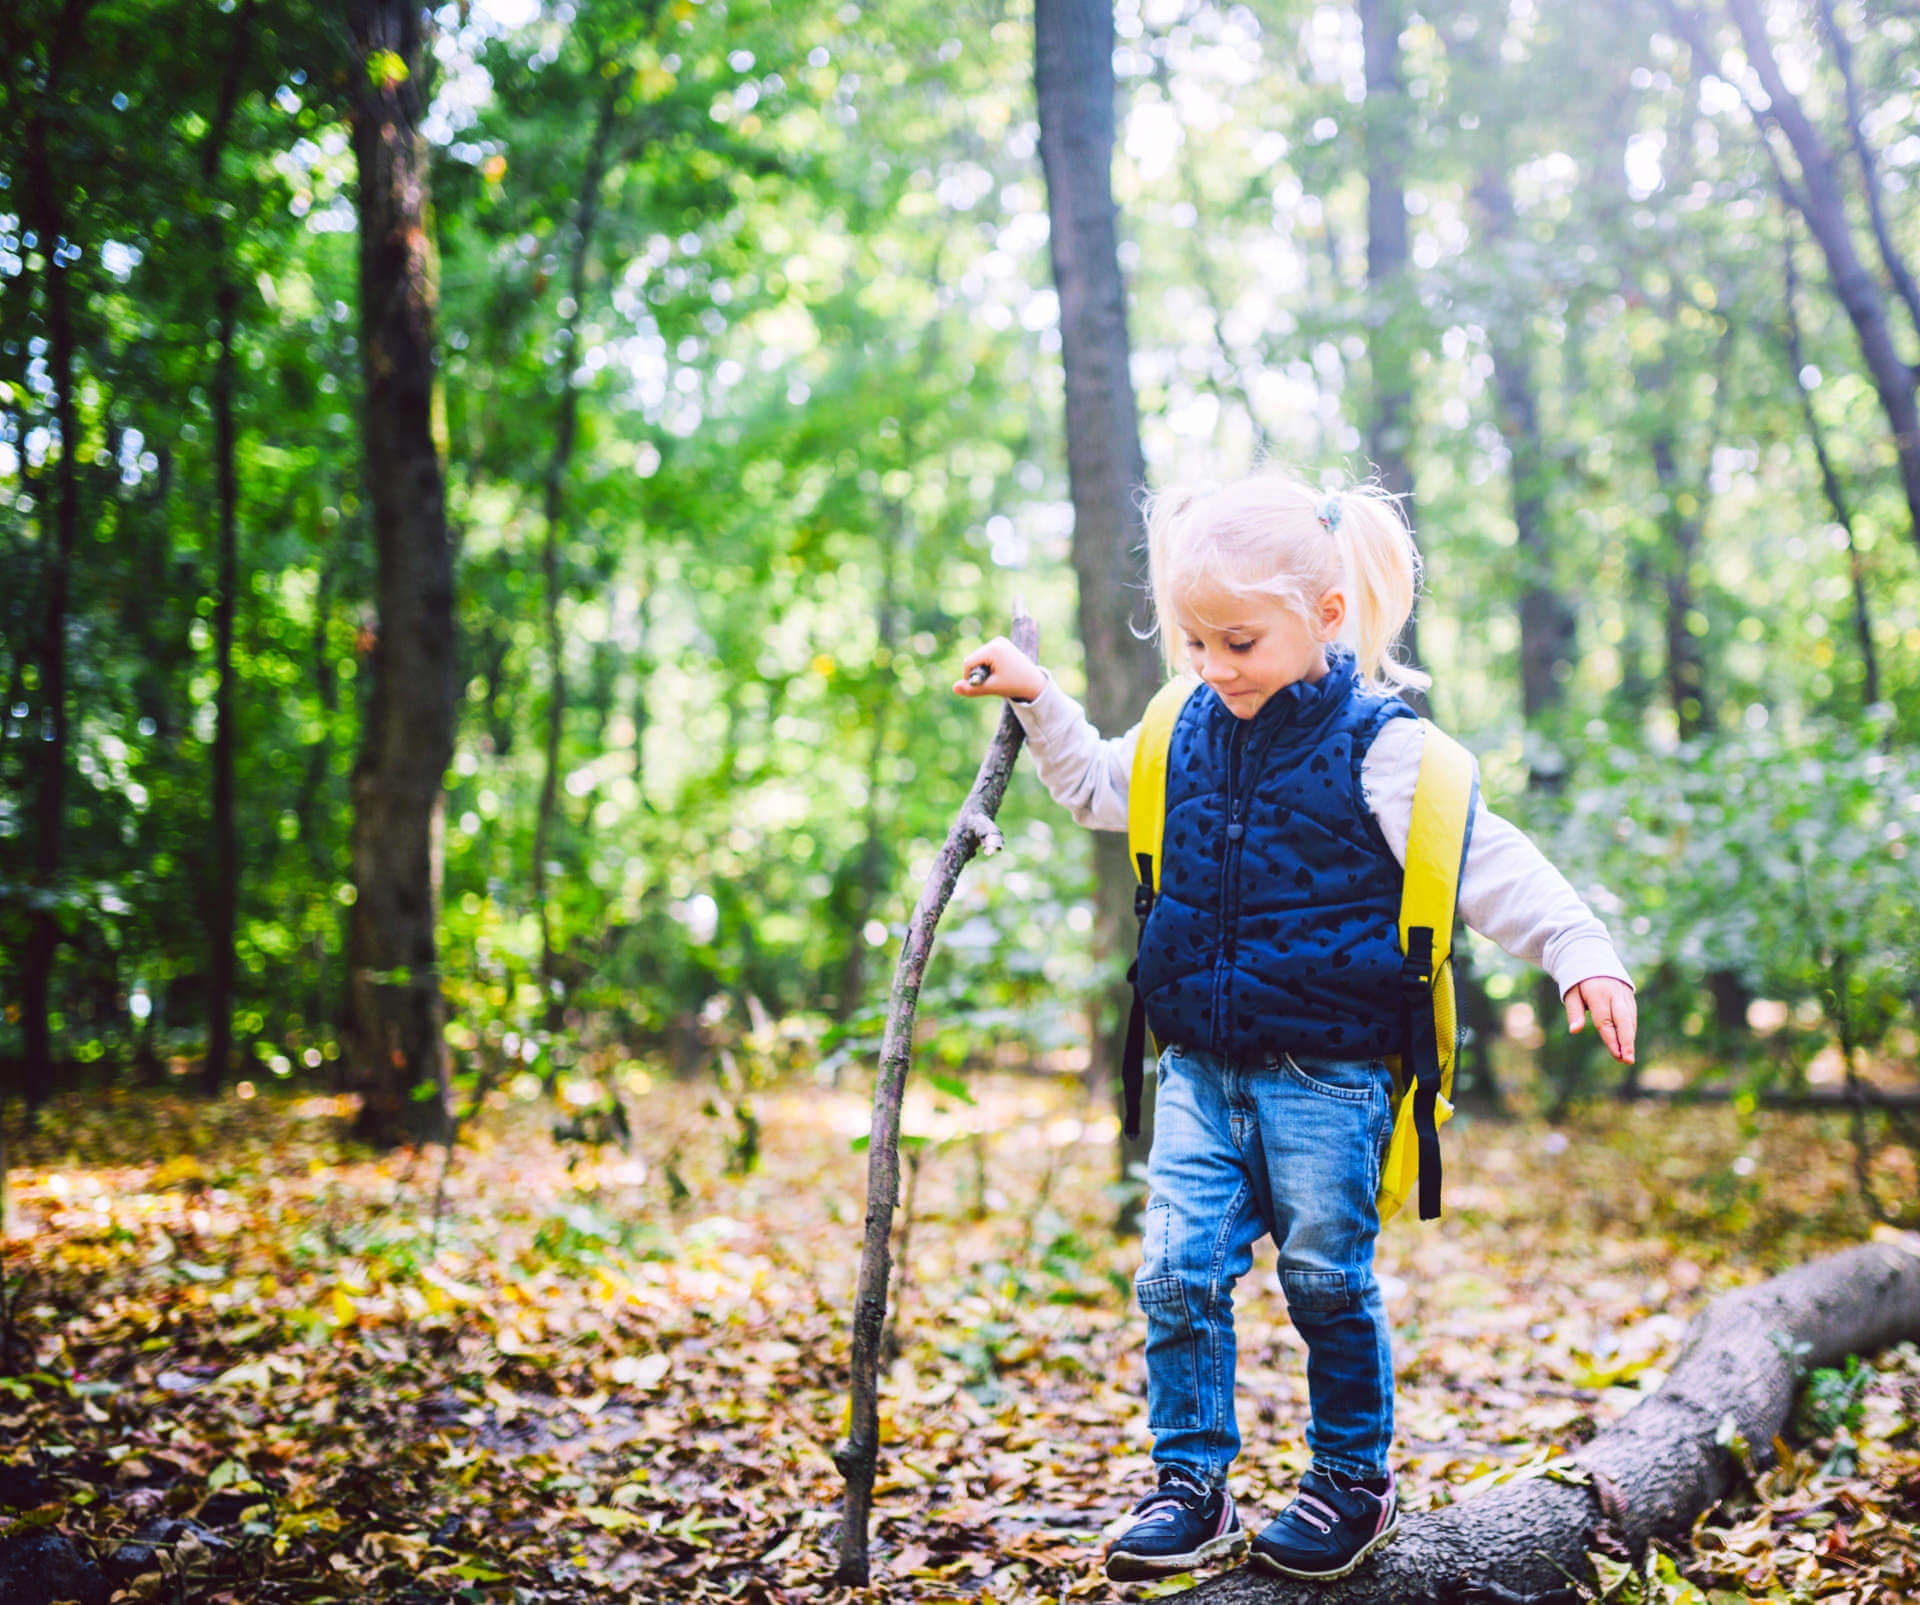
[1,0,1916,1168]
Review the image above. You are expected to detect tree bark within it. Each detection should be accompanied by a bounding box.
[834,608,1039,1586]
[201,3,257,1099]
[18,0,93,1114]
[532,76,621,1032]
[1650,433,1711,740]
[1166,1238,1920,1604]
[1812,0,1920,344]
[1627,1083,1920,1111]
[1034,0,1166,1192]
[1672,0,1920,555]
[835,495,901,1021]
[1360,0,1424,694]
[1780,219,1880,708]
[1149,45,1273,459]
[344,0,457,1147]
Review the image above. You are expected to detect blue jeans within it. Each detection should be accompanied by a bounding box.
[1137,1042,1395,1486]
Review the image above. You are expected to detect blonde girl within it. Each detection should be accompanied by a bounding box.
[956,468,1634,1582]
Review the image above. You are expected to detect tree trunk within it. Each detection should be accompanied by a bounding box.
[201,5,256,1099]
[532,78,620,1033]
[1149,45,1273,459]
[836,497,901,1021]
[344,0,457,1147]
[18,0,93,1114]
[834,609,1040,1585]
[204,262,240,1097]
[1360,0,1423,693]
[1811,0,1920,348]
[1034,0,1166,1194]
[1673,0,1920,554]
[1780,220,1881,708]
[1167,1238,1920,1604]
[1650,434,1710,740]
[1475,167,1577,751]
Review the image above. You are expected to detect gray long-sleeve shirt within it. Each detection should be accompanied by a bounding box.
[1009,670,1631,998]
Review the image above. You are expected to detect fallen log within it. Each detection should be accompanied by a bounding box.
[1622,1085,1920,1111]
[833,606,1039,1586]
[1171,1236,1920,1604]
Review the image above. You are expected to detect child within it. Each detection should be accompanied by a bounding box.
[954,471,1635,1582]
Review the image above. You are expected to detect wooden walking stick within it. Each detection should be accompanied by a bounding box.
[833,605,1039,1586]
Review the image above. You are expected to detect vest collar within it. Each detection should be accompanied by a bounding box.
[1211,644,1362,733]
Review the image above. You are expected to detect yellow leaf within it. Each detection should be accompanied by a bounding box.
[577,1504,647,1533]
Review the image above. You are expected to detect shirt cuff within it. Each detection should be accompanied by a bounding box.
[1549,937,1634,999]
[1009,668,1071,738]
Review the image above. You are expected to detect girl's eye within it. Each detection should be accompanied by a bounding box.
[1226,640,1254,654]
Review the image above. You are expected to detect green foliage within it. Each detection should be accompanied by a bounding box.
[2,0,1918,1116]
[1535,720,1919,1070]
[1794,1354,1873,1442]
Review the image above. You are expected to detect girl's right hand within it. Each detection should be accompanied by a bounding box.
[955,637,1047,703]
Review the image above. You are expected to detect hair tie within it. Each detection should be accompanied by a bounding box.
[1316,493,1344,534]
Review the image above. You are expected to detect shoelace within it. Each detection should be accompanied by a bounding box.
[1282,1491,1341,1535]
[1130,1475,1211,1525]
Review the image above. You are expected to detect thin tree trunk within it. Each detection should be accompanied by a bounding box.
[532,78,621,1032]
[836,497,901,1021]
[201,3,257,1098]
[1813,0,1920,342]
[1650,433,1711,739]
[834,610,1038,1586]
[1149,46,1273,459]
[18,0,93,1114]
[1781,220,1881,708]
[1360,0,1424,693]
[345,0,457,1147]
[1034,0,1166,1194]
[1476,171,1577,746]
[1671,0,1920,553]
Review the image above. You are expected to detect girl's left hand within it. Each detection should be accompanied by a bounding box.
[1564,977,1637,1064]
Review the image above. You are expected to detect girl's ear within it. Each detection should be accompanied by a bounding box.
[1315,587,1348,641]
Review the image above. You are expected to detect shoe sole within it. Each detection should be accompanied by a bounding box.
[1249,1518,1399,1581]
[1104,1527,1250,1582]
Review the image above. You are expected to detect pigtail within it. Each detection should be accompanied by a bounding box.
[1141,481,1213,677]
[1329,483,1430,694]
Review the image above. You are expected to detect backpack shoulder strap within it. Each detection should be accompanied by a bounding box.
[1120,676,1200,1139]
[1395,718,1477,1221]
[1399,719,1476,970]
[1127,677,1201,893]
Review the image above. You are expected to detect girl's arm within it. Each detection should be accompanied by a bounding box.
[955,642,1135,832]
[1362,717,1633,996]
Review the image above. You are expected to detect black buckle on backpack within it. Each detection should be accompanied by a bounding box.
[1400,926,1434,999]
[1133,852,1157,926]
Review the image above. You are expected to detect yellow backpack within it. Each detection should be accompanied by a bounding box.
[1121,678,1475,1223]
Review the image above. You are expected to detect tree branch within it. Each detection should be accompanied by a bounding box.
[834,605,1039,1585]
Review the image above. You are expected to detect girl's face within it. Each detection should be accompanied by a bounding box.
[1175,584,1346,720]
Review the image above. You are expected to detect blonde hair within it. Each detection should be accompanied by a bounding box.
[1140,468,1428,694]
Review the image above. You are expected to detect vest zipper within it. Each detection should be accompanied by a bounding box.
[1214,716,1251,1047]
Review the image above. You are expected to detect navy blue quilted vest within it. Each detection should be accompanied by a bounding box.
[1136,647,1417,1064]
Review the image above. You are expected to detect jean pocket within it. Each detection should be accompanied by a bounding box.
[1280,1267,1353,1314]
[1278,1053,1381,1105]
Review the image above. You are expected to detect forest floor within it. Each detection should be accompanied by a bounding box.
[3,1062,1919,1604]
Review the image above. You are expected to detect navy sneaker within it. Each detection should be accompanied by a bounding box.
[1250,1466,1398,1579]
[1103,1465,1249,1582]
